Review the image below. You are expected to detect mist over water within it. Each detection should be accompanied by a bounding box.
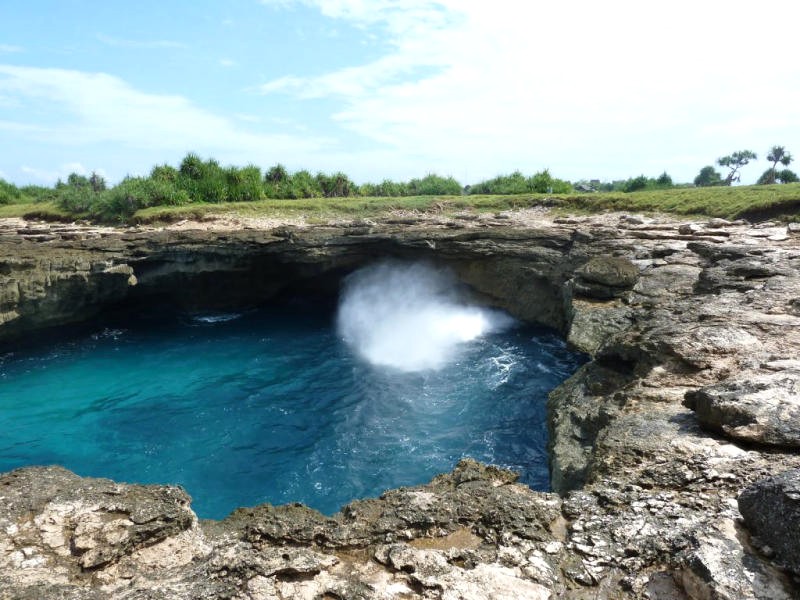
[337,262,513,371]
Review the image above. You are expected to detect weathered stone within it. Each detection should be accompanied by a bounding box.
[548,363,631,493]
[738,469,800,576]
[679,223,703,235]
[566,298,632,355]
[0,466,194,571]
[573,256,639,299]
[575,257,639,288]
[706,218,733,228]
[2,212,800,598]
[684,372,800,447]
[679,522,796,600]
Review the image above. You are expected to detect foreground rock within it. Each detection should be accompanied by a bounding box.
[0,461,562,599]
[738,469,800,577]
[2,212,800,597]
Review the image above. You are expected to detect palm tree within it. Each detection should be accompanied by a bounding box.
[768,146,793,182]
[758,146,794,184]
[717,150,757,185]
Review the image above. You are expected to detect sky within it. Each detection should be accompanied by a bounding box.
[1,0,798,187]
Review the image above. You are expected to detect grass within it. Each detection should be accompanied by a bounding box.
[4,184,800,225]
[558,183,800,221]
[0,201,74,220]
[131,193,574,224]
[133,184,800,224]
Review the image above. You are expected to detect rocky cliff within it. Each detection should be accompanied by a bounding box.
[1,211,799,599]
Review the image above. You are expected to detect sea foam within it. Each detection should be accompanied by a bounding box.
[336,262,513,371]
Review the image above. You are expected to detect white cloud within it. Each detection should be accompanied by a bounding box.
[0,65,331,160]
[21,162,91,183]
[0,44,23,54]
[259,0,800,183]
[218,58,238,68]
[0,65,342,184]
[96,34,188,50]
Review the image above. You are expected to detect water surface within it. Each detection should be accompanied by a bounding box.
[0,301,584,519]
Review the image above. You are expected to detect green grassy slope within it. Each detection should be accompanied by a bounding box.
[2,183,798,224]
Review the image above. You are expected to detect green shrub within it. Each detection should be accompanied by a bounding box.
[469,170,571,195]
[288,170,322,198]
[226,165,263,202]
[655,172,673,188]
[0,179,22,205]
[378,179,408,197]
[56,187,95,213]
[175,154,229,202]
[779,169,799,184]
[19,185,54,203]
[358,183,377,196]
[265,164,289,184]
[89,172,106,192]
[263,167,317,199]
[407,174,462,195]
[151,164,180,183]
[358,179,409,197]
[469,171,528,195]
[316,172,355,198]
[90,177,190,222]
[179,153,205,180]
[622,175,649,193]
[528,169,572,194]
[694,166,723,187]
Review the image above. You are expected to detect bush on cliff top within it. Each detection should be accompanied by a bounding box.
[10,152,800,224]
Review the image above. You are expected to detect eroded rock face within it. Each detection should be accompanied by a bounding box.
[738,469,800,577]
[573,256,639,299]
[0,461,567,599]
[2,213,800,598]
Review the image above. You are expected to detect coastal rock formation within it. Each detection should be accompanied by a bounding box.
[573,255,639,299]
[685,372,800,448]
[738,469,800,577]
[1,211,800,598]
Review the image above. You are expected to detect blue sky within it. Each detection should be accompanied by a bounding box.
[1,1,798,186]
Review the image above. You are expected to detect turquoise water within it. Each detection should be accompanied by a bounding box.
[0,300,584,519]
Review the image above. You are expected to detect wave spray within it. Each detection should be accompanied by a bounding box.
[336,262,513,372]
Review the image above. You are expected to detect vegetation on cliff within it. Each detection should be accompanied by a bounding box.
[1,151,799,223]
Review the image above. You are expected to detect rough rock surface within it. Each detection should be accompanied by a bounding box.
[573,256,639,299]
[2,212,800,598]
[738,469,800,577]
[685,372,800,447]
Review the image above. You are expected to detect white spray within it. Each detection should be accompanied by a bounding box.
[336,262,513,372]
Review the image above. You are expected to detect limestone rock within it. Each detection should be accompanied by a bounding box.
[738,469,800,576]
[684,372,800,447]
[679,522,796,600]
[573,256,639,299]
[548,363,631,493]
[3,213,800,598]
[566,298,632,355]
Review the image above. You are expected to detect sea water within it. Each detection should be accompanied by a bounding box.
[0,266,585,519]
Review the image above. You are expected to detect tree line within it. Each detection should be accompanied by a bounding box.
[0,153,575,221]
[0,147,796,221]
[694,146,797,187]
